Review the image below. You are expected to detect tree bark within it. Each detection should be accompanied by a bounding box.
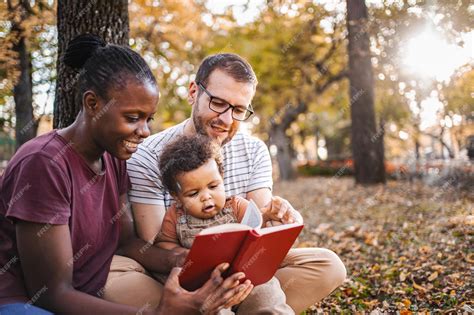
[12,32,36,149]
[54,0,129,128]
[8,0,37,149]
[346,0,385,184]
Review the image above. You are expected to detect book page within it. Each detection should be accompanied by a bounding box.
[258,222,304,235]
[240,199,263,229]
[198,223,252,235]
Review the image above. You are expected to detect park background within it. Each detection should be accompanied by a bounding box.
[0,0,472,313]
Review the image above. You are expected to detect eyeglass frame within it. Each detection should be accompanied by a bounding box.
[196,81,254,121]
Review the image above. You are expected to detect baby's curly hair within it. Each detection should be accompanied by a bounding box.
[159,135,224,195]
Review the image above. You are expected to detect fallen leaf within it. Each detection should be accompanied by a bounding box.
[412,281,427,292]
[402,299,411,307]
[419,245,432,255]
[428,271,438,281]
[465,253,474,263]
[465,215,474,225]
[431,264,445,272]
[362,299,378,307]
[462,305,474,313]
[364,232,379,246]
[297,241,316,248]
[399,271,408,282]
[311,223,332,235]
[400,309,413,315]
[448,272,461,279]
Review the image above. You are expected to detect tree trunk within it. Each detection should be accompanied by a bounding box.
[270,125,295,181]
[13,32,36,149]
[54,0,129,128]
[8,1,37,149]
[439,127,454,159]
[314,132,319,162]
[346,0,385,184]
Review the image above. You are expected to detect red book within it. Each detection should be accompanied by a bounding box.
[179,200,304,291]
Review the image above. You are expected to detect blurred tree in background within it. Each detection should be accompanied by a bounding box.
[347,0,385,184]
[203,1,348,179]
[0,0,472,178]
[0,0,55,147]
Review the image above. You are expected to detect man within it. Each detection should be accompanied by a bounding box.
[126,53,346,313]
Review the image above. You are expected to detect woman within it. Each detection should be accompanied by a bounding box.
[0,34,252,314]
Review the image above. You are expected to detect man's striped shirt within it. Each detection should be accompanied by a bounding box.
[127,119,273,210]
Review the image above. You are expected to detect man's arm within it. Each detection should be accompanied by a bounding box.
[127,144,167,243]
[131,202,166,243]
[244,139,302,223]
[247,188,272,208]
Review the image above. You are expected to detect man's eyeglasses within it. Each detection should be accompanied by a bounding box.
[196,82,254,121]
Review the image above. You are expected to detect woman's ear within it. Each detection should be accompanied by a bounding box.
[82,90,99,116]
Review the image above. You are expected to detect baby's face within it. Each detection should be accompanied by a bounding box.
[175,159,226,219]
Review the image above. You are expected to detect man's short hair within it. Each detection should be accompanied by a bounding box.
[195,53,258,87]
[159,135,224,195]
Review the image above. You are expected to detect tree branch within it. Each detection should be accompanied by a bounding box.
[316,69,348,93]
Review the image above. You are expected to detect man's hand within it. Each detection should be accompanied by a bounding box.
[156,263,253,315]
[261,196,304,225]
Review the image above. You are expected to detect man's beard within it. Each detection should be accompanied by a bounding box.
[192,103,235,146]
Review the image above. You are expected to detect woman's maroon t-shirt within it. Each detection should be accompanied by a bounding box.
[0,131,129,305]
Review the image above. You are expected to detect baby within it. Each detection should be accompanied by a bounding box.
[157,134,263,249]
[155,134,295,314]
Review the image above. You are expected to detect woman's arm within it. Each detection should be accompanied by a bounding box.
[16,220,251,314]
[158,264,254,315]
[116,194,187,272]
[156,241,180,250]
[16,220,149,314]
[116,194,253,312]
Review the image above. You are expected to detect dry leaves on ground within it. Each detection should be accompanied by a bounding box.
[274,177,473,314]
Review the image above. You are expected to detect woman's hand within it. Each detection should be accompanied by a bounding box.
[261,196,304,225]
[156,263,253,315]
[169,246,189,267]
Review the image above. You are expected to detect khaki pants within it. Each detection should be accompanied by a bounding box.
[103,248,346,314]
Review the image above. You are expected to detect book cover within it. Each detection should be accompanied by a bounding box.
[179,200,304,291]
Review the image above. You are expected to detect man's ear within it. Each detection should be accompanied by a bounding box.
[188,81,198,106]
[82,90,99,116]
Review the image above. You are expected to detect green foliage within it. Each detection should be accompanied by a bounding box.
[441,68,474,119]
[129,0,216,130]
[202,2,350,148]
